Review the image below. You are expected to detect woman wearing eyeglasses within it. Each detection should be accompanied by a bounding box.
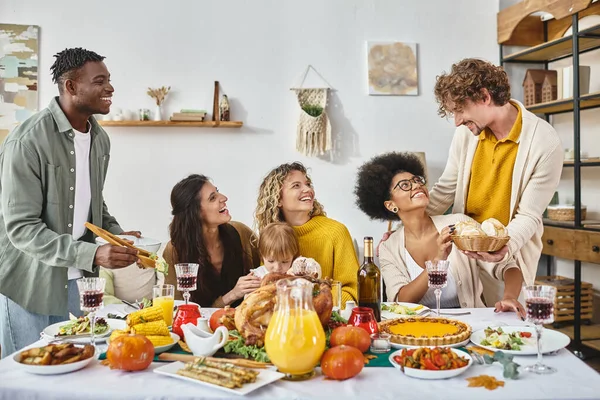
[354,152,525,317]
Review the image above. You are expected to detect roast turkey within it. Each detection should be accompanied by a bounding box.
[234,274,333,347]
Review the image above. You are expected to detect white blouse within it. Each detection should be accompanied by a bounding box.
[405,250,461,309]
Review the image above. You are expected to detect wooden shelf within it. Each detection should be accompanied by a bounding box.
[564,158,600,167]
[502,23,600,63]
[98,120,243,128]
[526,91,600,115]
[544,218,600,230]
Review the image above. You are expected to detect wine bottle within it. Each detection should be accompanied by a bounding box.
[358,236,381,322]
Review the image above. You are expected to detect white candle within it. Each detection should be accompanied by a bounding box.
[373,339,388,349]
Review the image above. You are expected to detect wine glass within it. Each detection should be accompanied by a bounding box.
[425,260,449,317]
[175,263,199,305]
[523,285,557,374]
[76,277,106,348]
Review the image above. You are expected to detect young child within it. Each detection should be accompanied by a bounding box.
[251,222,300,278]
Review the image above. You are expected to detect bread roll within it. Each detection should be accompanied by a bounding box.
[481,218,508,237]
[454,221,486,237]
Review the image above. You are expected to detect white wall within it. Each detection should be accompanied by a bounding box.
[1,0,500,251]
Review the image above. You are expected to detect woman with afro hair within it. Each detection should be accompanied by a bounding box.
[354,152,524,316]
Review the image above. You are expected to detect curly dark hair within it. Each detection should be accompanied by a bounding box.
[434,58,511,118]
[50,47,105,94]
[354,152,425,221]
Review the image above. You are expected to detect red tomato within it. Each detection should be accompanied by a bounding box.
[209,307,235,332]
[321,345,364,380]
[329,326,371,353]
[106,334,154,371]
[520,331,532,338]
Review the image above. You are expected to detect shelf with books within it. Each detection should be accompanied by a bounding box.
[526,91,600,115]
[98,121,243,128]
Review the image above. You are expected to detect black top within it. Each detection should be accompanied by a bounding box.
[190,223,246,307]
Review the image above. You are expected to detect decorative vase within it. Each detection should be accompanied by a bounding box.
[153,105,162,121]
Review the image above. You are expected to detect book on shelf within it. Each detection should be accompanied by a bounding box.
[170,116,206,122]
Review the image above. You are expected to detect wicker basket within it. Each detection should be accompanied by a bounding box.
[546,205,587,221]
[451,235,510,252]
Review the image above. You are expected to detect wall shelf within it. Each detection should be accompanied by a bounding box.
[98,121,243,128]
[526,91,600,115]
[502,23,600,63]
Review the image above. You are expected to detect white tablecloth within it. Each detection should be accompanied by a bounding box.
[1,305,600,400]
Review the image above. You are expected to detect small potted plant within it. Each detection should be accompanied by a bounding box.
[147,86,171,121]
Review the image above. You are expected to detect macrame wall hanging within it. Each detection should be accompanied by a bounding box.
[291,65,333,157]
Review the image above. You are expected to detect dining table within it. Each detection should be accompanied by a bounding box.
[1,304,600,400]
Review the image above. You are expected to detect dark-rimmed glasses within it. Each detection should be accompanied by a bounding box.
[392,175,426,192]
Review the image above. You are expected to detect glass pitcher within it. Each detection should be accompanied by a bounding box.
[264,278,326,381]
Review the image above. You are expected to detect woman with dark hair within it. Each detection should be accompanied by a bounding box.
[164,174,261,307]
[354,152,525,316]
[255,162,358,303]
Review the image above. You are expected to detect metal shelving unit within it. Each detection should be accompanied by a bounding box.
[500,14,600,359]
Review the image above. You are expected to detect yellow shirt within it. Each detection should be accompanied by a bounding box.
[292,215,359,304]
[465,103,522,226]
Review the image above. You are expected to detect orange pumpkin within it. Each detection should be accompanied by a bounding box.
[106,334,154,371]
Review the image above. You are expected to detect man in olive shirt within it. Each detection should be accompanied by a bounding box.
[0,48,140,357]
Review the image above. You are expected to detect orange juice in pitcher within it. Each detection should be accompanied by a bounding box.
[265,278,326,380]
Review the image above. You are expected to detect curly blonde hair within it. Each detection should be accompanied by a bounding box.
[254,162,325,232]
[434,58,511,118]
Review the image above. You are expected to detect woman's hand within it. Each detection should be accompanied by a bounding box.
[435,226,453,261]
[494,297,526,320]
[229,274,261,301]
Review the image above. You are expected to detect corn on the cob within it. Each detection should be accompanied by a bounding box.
[126,305,164,326]
[146,335,174,347]
[109,329,129,342]
[130,320,169,336]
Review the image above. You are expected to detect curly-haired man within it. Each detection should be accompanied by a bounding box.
[429,58,563,304]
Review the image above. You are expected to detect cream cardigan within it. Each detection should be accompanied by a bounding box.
[379,214,518,307]
[427,99,563,302]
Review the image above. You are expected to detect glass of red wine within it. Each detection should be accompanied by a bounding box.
[76,277,106,348]
[425,260,450,317]
[175,263,199,305]
[523,285,557,374]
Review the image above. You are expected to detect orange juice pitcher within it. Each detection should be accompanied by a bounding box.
[265,278,326,381]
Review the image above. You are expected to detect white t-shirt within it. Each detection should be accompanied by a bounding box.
[67,123,92,280]
[405,250,461,309]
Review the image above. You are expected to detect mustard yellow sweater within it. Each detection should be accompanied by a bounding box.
[292,215,359,304]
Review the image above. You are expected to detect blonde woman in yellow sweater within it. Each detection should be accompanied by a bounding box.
[255,162,358,303]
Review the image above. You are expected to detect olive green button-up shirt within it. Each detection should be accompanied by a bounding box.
[0,97,124,315]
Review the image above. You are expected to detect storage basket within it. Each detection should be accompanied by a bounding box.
[534,275,593,323]
[546,205,587,221]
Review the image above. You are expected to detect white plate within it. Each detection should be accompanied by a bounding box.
[381,302,430,320]
[95,235,161,253]
[154,332,180,354]
[470,325,571,355]
[41,318,120,344]
[106,330,179,355]
[389,348,472,380]
[13,347,95,375]
[390,337,470,350]
[154,361,285,396]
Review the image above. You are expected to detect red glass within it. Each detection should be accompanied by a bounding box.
[348,307,378,335]
[172,304,201,338]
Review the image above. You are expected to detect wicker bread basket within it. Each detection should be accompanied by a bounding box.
[546,205,587,221]
[451,235,510,252]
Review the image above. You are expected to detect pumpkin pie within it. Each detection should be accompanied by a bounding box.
[379,317,471,346]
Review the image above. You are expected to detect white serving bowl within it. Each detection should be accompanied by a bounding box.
[95,235,161,254]
[389,347,472,380]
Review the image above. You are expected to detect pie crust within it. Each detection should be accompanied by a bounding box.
[379,317,472,346]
